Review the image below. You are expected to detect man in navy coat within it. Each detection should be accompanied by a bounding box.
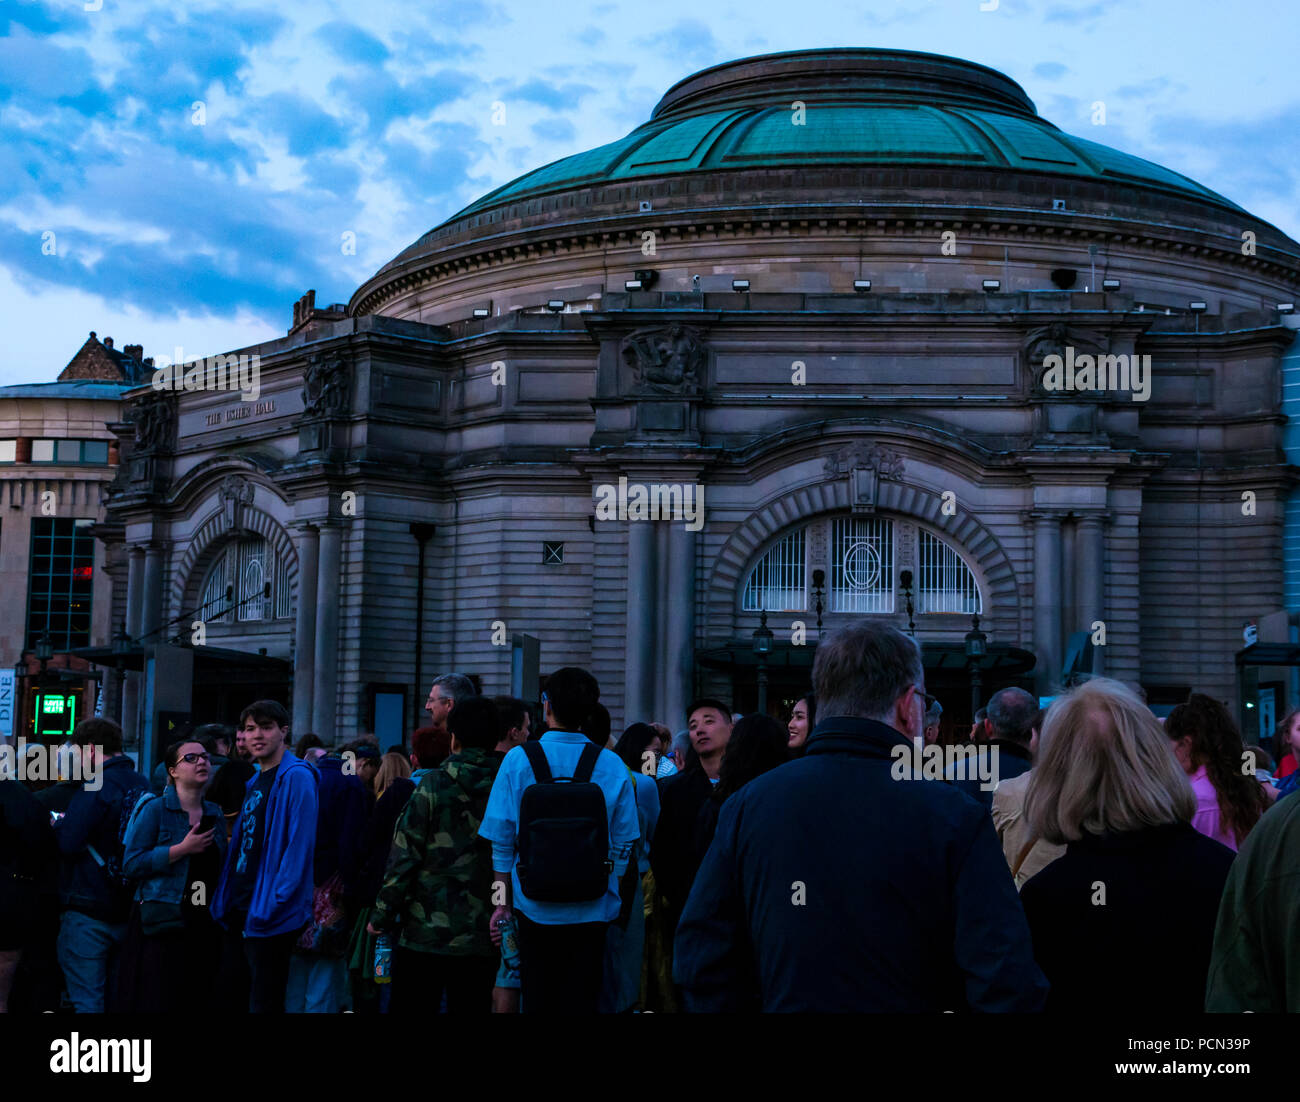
[673,619,1048,1013]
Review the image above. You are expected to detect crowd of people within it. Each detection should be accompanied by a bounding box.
[2,619,1298,1013]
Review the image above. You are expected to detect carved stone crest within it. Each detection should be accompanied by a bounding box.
[1024,323,1108,395]
[823,442,905,480]
[620,325,707,395]
[824,442,905,514]
[302,352,351,418]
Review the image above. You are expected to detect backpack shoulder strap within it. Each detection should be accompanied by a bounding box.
[522,741,553,785]
[573,742,602,784]
[124,791,159,839]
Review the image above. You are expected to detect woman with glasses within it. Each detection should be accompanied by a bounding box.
[114,739,228,1012]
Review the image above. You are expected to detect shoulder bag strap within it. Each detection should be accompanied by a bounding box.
[522,741,553,785]
[572,742,602,784]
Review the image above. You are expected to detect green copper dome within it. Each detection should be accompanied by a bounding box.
[442,48,1239,225]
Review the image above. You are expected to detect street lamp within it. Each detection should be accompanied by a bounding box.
[965,613,988,719]
[752,609,774,715]
[112,623,131,724]
[811,569,825,633]
[36,631,54,678]
[899,570,916,637]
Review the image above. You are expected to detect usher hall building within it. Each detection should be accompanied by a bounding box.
[81,48,1300,759]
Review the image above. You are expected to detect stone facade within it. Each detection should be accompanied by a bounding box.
[95,50,1300,750]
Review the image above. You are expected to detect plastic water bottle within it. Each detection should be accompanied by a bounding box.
[498,916,521,973]
[374,933,393,984]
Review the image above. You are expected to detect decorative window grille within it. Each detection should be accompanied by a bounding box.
[199,551,233,624]
[829,516,893,613]
[742,529,807,611]
[237,540,267,622]
[917,529,982,614]
[200,537,291,624]
[274,550,292,619]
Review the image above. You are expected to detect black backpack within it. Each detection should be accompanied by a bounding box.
[516,742,612,903]
[86,780,152,910]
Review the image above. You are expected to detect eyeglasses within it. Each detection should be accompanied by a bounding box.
[180,753,211,765]
[917,690,938,712]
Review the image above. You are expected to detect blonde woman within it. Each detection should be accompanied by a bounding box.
[1020,678,1236,1014]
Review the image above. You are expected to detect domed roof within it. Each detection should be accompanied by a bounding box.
[442,48,1238,227]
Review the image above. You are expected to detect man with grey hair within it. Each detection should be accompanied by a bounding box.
[674,619,1047,1012]
[951,687,1037,810]
[425,673,476,733]
[923,699,943,746]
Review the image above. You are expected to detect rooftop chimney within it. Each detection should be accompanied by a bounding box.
[104,336,114,349]
[123,344,143,361]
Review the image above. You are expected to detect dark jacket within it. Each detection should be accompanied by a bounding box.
[212,752,319,937]
[1206,793,1300,1011]
[357,777,416,907]
[950,739,1032,810]
[55,755,151,921]
[371,749,499,956]
[673,716,1049,1012]
[650,765,715,929]
[122,786,228,908]
[311,755,368,892]
[1020,821,1234,1013]
[1,780,58,933]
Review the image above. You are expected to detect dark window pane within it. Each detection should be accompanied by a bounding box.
[82,440,109,464]
[55,440,80,463]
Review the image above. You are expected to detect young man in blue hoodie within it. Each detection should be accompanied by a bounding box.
[212,700,318,1014]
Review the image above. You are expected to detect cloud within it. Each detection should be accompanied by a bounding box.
[531,117,577,143]
[327,68,482,135]
[1043,1,1120,26]
[250,92,350,158]
[1033,62,1068,81]
[634,19,722,67]
[502,79,599,111]
[576,26,605,47]
[314,20,391,66]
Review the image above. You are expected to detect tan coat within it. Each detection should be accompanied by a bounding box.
[990,770,1066,889]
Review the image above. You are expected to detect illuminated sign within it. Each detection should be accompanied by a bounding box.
[33,692,77,740]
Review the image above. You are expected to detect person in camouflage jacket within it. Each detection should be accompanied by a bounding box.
[369,698,503,1012]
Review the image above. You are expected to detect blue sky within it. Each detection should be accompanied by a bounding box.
[2,0,1297,385]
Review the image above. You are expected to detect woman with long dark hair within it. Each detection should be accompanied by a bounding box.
[695,714,789,860]
[1165,693,1269,851]
[787,693,816,755]
[116,739,227,1012]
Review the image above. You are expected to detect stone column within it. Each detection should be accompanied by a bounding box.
[140,544,164,644]
[292,525,320,734]
[664,521,697,734]
[623,520,657,725]
[1077,514,1106,677]
[312,524,342,741]
[122,547,145,744]
[1032,514,1063,695]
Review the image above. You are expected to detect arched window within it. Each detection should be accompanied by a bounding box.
[742,529,806,611]
[917,529,982,614]
[198,537,290,625]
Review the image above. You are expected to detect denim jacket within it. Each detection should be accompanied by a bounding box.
[122,786,228,908]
